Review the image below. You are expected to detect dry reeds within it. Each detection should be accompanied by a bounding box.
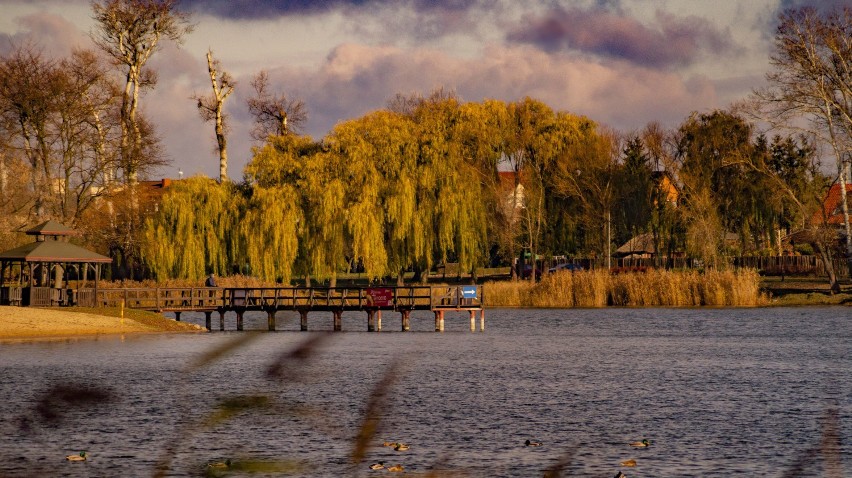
[484,269,765,307]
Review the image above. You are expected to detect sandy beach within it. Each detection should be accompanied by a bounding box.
[0,306,203,341]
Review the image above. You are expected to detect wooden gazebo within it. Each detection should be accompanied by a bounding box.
[0,220,111,306]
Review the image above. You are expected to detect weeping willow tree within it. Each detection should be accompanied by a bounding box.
[141,176,242,279]
[240,185,301,282]
[244,134,323,283]
[411,95,489,278]
[323,112,409,280]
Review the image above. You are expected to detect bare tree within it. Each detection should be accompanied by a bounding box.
[0,46,59,219]
[0,45,125,226]
[192,49,234,182]
[91,0,193,186]
[753,6,852,278]
[247,70,307,141]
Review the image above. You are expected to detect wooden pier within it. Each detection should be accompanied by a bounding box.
[94,285,485,332]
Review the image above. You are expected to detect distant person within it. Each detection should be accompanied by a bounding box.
[205,273,217,287]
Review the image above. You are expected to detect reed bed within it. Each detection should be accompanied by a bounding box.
[485,269,765,307]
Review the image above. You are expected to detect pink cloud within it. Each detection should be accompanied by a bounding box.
[0,12,91,58]
[266,43,725,139]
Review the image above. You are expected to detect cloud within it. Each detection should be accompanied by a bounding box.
[263,43,722,140]
[506,6,737,68]
[777,0,850,12]
[179,0,479,20]
[0,12,90,58]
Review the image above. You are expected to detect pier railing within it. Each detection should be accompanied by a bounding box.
[86,285,483,312]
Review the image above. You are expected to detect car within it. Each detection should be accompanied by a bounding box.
[548,263,583,273]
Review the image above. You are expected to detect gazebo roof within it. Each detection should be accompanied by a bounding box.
[1,221,109,263]
[25,220,79,236]
[0,237,111,263]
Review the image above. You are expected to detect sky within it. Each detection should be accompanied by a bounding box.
[0,0,844,180]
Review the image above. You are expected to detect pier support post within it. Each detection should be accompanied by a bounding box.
[333,310,342,332]
[174,311,181,322]
[469,310,475,332]
[204,311,212,331]
[267,310,276,331]
[218,310,225,331]
[434,310,444,332]
[300,310,308,331]
[401,310,411,332]
[479,309,485,332]
[377,310,382,332]
[236,310,244,331]
[367,310,376,332]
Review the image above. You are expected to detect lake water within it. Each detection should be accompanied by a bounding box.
[0,307,849,477]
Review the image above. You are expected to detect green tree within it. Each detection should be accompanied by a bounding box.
[141,176,242,280]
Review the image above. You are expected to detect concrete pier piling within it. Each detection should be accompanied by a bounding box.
[367,310,376,332]
[401,310,411,331]
[267,310,276,331]
[333,311,342,331]
[299,310,308,331]
[435,310,445,332]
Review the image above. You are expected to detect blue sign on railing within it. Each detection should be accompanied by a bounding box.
[461,286,478,299]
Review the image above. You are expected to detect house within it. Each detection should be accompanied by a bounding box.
[497,171,525,216]
[651,171,679,206]
[615,232,656,258]
[811,183,852,226]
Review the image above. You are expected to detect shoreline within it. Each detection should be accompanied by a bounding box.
[0,306,204,342]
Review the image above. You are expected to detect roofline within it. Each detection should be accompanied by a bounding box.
[1,256,112,263]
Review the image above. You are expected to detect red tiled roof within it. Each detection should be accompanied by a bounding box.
[812,183,852,226]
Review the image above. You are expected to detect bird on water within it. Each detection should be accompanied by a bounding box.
[629,439,650,447]
[65,452,86,461]
[387,464,405,472]
[620,458,637,467]
[207,459,231,469]
[369,462,385,470]
[525,439,542,447]
[394,443,410,451]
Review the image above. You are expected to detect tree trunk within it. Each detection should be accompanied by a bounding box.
[838,164,852,278]
[815,244,840,294]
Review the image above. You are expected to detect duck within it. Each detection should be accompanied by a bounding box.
[386,464,405,472]
[525,439,542,447]
[382,441,398,447]
[620,459,637,467]
[613,472,627,478]
[394,443,410,451]
[628,439,650,447]
[65,451,87,462]
[207,459,231,469]
[369,462,385,470]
